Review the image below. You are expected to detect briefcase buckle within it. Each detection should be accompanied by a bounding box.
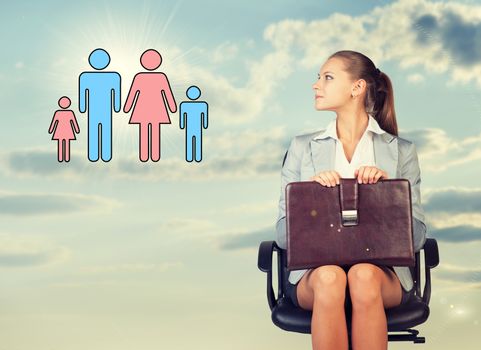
[342,209,358,226]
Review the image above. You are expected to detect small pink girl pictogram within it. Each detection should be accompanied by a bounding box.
[48,96,80,162]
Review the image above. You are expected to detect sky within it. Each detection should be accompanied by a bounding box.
[1,0,481,349]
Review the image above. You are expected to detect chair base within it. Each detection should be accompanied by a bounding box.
[388,329,425,343]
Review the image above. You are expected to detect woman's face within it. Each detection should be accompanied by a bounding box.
[312,57,358,111]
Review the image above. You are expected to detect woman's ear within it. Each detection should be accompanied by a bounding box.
[352,78,366,96]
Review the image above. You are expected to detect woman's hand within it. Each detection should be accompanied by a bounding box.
[310,170,341,187]
[354,166,388,184]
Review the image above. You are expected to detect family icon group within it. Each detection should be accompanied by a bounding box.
[48,48,209,163]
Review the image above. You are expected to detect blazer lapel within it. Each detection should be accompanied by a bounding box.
[309,138,335,175]
[373,133,398,178]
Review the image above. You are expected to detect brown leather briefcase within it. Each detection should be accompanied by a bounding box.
[286,178,415,271]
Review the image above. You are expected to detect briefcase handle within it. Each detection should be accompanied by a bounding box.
[339,178,359,227]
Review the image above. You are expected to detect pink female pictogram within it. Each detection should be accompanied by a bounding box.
[124,49,177,162]
[48,96,80,162]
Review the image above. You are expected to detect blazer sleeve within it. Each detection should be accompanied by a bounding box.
[400,142,427,253]
[275,137,302,249]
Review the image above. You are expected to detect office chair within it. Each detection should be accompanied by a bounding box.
[258,238,439,348]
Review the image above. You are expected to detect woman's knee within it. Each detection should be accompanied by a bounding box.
[347,264,382,307]
[308,265,347,306]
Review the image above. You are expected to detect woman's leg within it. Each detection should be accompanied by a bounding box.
[65,139,70,162]
[139,123,149,162]
[151,123,160,161]
[347,263,402,350]
[296,266,349,350]
[57,140,63,162]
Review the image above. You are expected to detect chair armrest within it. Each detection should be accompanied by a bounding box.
[423,238,439,268]
[420,238,439,304]
[258,241,277,272]
[258,240,281,310]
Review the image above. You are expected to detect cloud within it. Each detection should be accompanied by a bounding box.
[435,263,481,284]
[78,262,183,274]
[430,225,481,242]
[219,185,481,250]
[5,149,87,176]
[32,2,288,128]
[220,224,481,251]
[171,48,294,125]
[406,73,425,83]
[1,127,290,181]
[417,187,481,241]
[0,233,70,268]
[155,218,218,237]
[417,10,481,67]
[218,200,276,215]
[0,190,119,216]
[50,280,119,288]
[218,226,273,250]
[263,0,481,87]
[398,128,481,172]
[3,125,480,188]
[209,41,240,64]
[8,2,481,183]
[423,187,481,214]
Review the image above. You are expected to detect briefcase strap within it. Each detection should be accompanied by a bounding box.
[340,179,359,226]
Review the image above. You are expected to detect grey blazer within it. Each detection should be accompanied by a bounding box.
[275,128,427,292]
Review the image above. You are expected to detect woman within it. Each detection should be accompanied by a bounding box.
[124,49,177,162]
[275,50,427,350]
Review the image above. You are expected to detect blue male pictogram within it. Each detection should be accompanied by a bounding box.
[79,48,121,162]
[179,86,208,162]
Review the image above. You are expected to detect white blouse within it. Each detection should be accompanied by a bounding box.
[316,113,383,177]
